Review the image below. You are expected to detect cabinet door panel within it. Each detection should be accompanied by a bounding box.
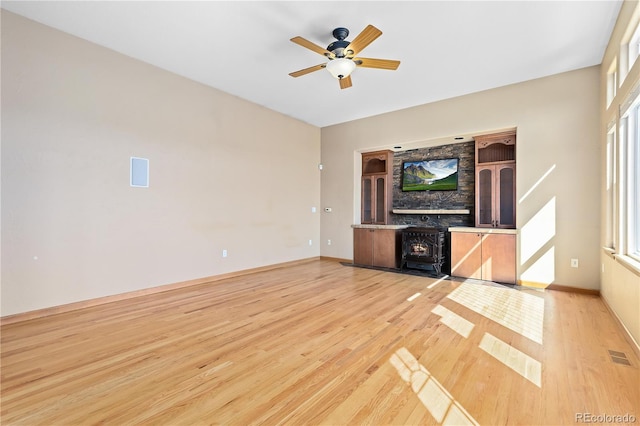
[497,164,516,228]
[451,232,482,279]
[372,229,399,268]
[362,177,373,224]
[481,234,516,284]
[477,168,494,227]
[375,177,386,224]
[353,229,373,266]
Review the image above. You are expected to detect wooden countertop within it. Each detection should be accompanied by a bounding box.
[448,226,518,235]
[351,224,410,230]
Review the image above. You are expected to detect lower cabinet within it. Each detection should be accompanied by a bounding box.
[353,228,401,269]
[450,231,516,284]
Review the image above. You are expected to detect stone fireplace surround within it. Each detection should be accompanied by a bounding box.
[391,141,475,229]
[391,141,475,275]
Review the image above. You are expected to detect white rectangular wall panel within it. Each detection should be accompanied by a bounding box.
[130,157,149,187]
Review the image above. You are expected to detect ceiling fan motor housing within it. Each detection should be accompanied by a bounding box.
[327,27,351,57]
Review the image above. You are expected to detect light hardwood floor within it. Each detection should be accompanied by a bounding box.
[1,259,638,425]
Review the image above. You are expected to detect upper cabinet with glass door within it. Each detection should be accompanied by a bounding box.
[361,150,394,224]
[474,131,516,229]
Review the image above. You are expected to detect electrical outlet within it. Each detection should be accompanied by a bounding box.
[222,249,228,258]
[328,239,332,245]
[311,206,316,213]
[308,239,312,246]
[571,258,579,268]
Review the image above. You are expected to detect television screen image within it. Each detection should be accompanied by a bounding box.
[402,158,459,191]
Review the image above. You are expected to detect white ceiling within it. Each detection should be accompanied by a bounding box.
[2,1,622,128]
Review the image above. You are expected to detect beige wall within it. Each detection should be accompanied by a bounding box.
[320,66,602,291]
[599,0,640,349]
[2,7,628,331]
[1,12,321,316]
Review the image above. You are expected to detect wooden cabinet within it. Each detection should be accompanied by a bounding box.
[474,131,516,229]
[356,151,397,268]
[361,150,393,224]
[353,227,401,269]
[450,231,516,284]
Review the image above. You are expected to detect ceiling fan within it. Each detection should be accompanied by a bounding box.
[289,25,400,89]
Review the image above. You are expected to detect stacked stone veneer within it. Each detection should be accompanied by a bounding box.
[391,141,475,229]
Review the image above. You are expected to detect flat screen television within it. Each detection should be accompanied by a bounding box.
[402,158,459,191]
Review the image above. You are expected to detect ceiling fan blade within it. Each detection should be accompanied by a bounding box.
[345,25,382,56]
[339,75,353,89]
[289,63,326,78]
[354,57,400,70]
[290,36,334,58]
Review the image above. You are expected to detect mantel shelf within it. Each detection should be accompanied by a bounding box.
[393,209,470,215]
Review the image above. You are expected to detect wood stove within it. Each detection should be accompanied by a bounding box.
[400,227,445,275]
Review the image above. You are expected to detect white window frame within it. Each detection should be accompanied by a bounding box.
[605,126,617,249]
[607,59,617,108]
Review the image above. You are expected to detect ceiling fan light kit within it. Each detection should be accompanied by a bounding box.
[289,25,400,89]
[326,58,356,79]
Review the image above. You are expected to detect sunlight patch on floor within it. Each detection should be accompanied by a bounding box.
[447,282,544,344]
[427,276,449,289]
[431,305,475,338]
[479,333,541,387]
[390,347,479,425]
[407,292,422,302]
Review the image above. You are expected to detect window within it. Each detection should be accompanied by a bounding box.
[629,22,640,72]
[620,19,640,85]
[628,107,640,259]
[607,59,617,107]
[618,93,640,262]
[605,127,617,249]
